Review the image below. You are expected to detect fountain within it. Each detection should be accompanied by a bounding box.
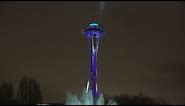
[65,89,118,105]
[65,22,118,105]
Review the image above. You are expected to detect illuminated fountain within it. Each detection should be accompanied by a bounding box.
[65,22,118,105]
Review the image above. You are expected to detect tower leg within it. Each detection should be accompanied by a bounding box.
[89,36,100,105]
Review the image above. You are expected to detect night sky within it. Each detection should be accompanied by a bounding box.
[0,1,185,104]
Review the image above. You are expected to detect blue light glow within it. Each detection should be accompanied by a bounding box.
[89,23,98,26]
[82,22,104,105]
[84,22,104,38]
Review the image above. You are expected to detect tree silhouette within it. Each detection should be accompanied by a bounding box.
[0,82,14,105]
[17,76,42,105]
[105,92,168,105]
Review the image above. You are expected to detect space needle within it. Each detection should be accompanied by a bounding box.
[82,21,104,105]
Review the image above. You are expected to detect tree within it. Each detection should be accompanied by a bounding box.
[0,82,14,105]
[17,76,42,105]
[105,92,168,105]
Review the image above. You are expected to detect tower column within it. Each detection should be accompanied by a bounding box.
[83,22,104,105]
[89,36,100,104]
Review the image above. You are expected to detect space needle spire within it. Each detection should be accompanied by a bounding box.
[82,21,104,105]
